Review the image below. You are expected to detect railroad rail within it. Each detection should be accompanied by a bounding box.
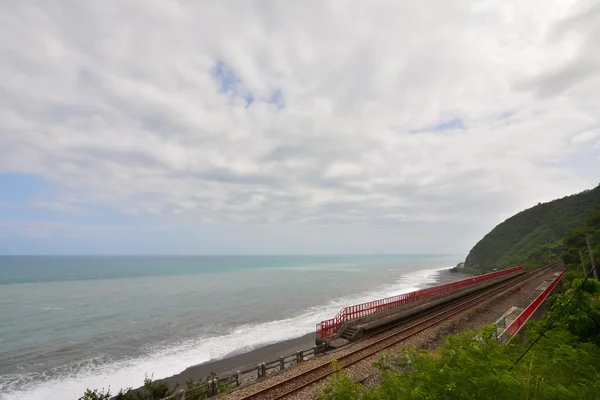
[317,266,523,341]
[235,264,558,400]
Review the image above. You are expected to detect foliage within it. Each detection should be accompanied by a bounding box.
[81,375,177,400]
[218,382,237,394]
[561,206,600,270]
[463,184,600,272]
[319,372,368,400]
[319,300,600,400]
[79,388,111,400]
[541,278,600,344]
[184,376,210,400]
[143,376,173,399]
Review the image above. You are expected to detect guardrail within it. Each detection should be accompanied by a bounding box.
[161,344,327,399]
[498,268,566,342]
[316,266,524,341]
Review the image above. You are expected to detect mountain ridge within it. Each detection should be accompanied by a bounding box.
[463,184,600,272]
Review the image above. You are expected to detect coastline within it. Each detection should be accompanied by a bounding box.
[157,267,470,389]
[159,333,315,388]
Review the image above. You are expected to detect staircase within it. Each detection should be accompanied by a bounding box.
[340,326,358,340]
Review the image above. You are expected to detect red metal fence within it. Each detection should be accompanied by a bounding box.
[316,266,524,341]
[498,268,566,340]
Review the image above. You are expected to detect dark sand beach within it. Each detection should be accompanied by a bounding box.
[160,333,315,387]
[158,268,470,388]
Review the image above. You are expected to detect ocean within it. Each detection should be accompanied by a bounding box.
[0,255,460,400]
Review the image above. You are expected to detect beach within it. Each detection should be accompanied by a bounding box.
[160,333,316,388]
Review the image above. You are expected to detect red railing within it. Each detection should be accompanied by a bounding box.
[498,268,566,340]
[316,266,524,340]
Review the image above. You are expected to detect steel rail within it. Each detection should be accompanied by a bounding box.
[237,264,557,400]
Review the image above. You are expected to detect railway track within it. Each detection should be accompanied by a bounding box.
[235,264,558,400]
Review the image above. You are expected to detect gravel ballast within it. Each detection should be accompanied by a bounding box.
[219,267,561,400]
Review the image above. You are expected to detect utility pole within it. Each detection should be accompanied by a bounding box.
[580,250,587,277]
[586,234,597,280]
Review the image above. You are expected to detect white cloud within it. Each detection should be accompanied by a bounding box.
[0,221,131,238]
[0,0,599,253]
[572,130,599,144]
[33,201,89,214]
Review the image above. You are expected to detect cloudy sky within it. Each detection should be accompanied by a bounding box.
[0,1,598,255]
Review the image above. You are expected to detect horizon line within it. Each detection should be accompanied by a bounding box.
[0,253,465,257]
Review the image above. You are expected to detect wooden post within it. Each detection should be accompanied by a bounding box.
[207,380,215,397]
[296,350,304,364]
[178,389,185,400]
[257,363,266,379]
[236,371,241,386]
[280,356,285,371]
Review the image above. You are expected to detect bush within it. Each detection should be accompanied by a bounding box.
[318,372,367,400]
[320,318,600,400]
[82,376,177,400]
[79,388,111,400]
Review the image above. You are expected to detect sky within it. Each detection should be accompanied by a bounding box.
[0,1,599,255]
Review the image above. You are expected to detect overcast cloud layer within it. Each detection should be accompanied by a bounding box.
[0,0,599,255]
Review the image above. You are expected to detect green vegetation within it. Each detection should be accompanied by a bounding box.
[562,207,600,271]
[79,372,220,400]
[319,276,600,400]
[79,376,177,400]
[182,375,211,400]
[463,184,600,272]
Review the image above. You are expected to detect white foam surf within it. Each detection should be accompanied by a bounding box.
[1,266,449,400]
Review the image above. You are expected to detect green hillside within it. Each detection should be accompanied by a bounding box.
[463,184,600,272]
[562,205,600,269]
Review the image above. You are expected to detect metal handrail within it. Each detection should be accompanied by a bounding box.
[317,266,524,340]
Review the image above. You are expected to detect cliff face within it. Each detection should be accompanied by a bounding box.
[463,184,600,272]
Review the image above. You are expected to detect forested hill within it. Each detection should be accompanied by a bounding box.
[463,184,600,272]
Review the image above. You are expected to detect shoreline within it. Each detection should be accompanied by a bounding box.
[157,268,470,389]
[159,333,315,388]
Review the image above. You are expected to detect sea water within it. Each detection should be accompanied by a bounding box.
[0,255,460,400]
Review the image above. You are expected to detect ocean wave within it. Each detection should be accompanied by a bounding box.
[0,266,448,400]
